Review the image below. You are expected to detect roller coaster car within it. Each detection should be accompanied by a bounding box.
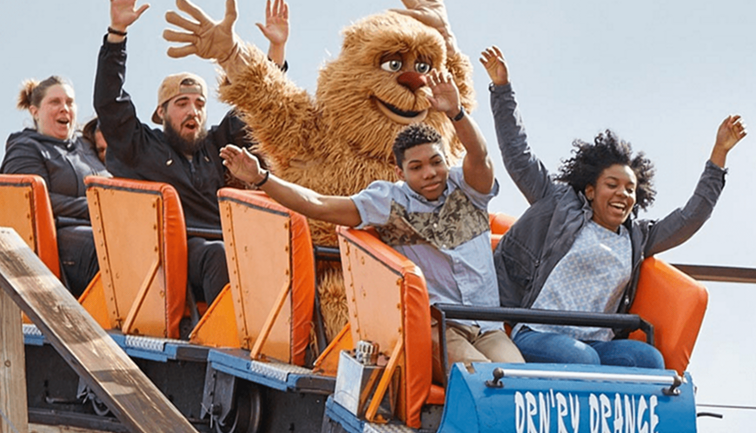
[12,173,708,432]
[324,214,707,432]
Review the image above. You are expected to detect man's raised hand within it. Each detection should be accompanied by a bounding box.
[110,0,149,33]
[256,0,289,47]
[164,0,239,62]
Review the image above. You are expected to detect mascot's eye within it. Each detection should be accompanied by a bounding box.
[381,59,403,72]
[415,62,431,74]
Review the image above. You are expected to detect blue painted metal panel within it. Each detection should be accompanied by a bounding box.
[438,363,696,433]
[23,324,45,346]
[324,396,366,433]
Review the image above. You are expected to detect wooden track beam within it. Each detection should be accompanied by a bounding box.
[0,228,197,433]
[1,283,27,433]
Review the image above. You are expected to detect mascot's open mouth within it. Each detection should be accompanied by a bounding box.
[374,98,428,124]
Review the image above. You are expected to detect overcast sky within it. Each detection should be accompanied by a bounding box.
[1,1,754,430]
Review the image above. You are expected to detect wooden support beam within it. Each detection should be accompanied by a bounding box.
[1,285,28,433]
[672,263,756,284]
[0,228,197,433]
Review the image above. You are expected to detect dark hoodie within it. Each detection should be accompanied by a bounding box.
[2,128,111,220]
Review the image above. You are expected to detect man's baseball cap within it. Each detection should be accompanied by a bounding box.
[151,72,208,124]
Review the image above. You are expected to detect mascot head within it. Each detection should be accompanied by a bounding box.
[316,12,465,164]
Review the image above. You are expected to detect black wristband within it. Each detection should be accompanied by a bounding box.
[107,27,127,37]
[254,170,270,188]
[449,106,465,122]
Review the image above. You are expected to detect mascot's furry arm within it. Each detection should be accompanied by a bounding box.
[165,0,474,168]
[218,43,321,172]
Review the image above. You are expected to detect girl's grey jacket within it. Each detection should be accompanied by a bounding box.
[490,83,727,318]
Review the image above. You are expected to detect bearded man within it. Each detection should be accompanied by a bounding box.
[94,0,290,305]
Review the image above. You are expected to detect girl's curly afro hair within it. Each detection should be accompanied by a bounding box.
[556,129,656,216]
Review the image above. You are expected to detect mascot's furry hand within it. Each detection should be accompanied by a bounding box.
[164,0,242,66]
[391,0,457,53]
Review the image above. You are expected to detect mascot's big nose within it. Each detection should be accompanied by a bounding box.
[397,72,427,92]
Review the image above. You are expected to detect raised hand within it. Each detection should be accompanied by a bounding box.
[164,0,239,62]
[480,45,509,86]
[716,115,747,150]
[256,0,289,46]
[426,69,460,116]
[110,0,150,33]
[390,0,456,53]
[220,145,263,185]
[710,115,747,168]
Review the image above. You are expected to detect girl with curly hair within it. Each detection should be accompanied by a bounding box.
[480,45,747,367]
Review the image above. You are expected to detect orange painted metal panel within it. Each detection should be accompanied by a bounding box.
[190,284,241,348]
[216,189,315,365]
[85,177,187,339]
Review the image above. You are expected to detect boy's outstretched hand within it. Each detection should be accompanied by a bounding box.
[480,45,509,86]
[220,145,264,185]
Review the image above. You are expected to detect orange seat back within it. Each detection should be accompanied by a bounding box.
[629,257,708,374]
[337,226,432,429]
[0,174,60,278]
[85,176,187,338]
[213,189,315,365]
[489,212,515,250]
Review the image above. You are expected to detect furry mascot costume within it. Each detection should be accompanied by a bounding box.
[165,0,475,340]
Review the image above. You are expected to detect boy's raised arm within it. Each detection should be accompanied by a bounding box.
[427,69,494,194]
[220,145,362,227]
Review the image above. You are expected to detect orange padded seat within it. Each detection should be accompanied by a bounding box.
[0,174,60,278]
[338,226,433,428]
[199,189,315,366]
[629,257,708,374]
[85,176,187,339]
[489,212,515,250]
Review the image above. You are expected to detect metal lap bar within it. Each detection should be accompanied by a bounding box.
[435,304,654,344]
[498,368,681,386]
[313,246,341,262]
[186,227,223,240]
[430,306,449,388]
